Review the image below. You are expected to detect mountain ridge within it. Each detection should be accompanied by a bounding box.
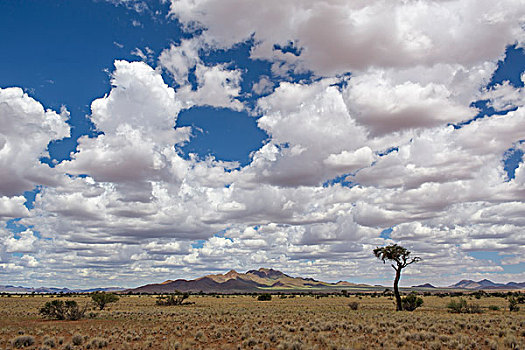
[127,269,525,294]
[0,285,125,293]
[449,279,525,290]
[2,272,524,294]
[127,268,356,293]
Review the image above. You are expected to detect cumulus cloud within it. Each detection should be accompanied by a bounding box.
[4,229,38,253]
[482,73,525,111]
[169,0,524,75]
[158,38,245,111]
[177,63,244,110]
[0,88,70,197]
[1,0,524,287]
[0,196,29,220]
[248,79,371,186]
[343,72,477,136]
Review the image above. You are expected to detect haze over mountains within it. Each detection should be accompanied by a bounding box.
[2,269,524,293]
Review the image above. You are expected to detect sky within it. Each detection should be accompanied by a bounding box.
[0,0,524,289]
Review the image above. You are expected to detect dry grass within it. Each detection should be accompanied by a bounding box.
[0,293,523,349]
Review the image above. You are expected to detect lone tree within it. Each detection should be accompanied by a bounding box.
[373,244,421,311]
[91,292,119,310]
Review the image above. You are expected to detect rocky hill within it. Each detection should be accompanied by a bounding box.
[127,268,359,293]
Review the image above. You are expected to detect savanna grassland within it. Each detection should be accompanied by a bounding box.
[0,293,523,350]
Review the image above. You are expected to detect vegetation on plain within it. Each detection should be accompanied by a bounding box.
[39,299,87,320]
[257,293,272,301]
[155,291,190,306]
[0,292,522,349]
[401,292,424,311]
[446,298,483,314]
[91,292,119,310]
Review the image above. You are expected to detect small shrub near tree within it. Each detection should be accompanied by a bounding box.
[401,293,424,311]
[39,300,87,320]
[447,298,483,314]
[91,292,119,310]
[257,293,272,301]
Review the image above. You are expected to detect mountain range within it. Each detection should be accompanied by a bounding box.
[2,270,524,293]
[127,269,525,293]
[448,279,525,290]
[126,268,368,293]
[0,285,124,294]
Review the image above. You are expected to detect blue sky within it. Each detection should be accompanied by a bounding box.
[0,0,524,288]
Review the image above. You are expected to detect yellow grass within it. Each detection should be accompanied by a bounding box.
[0,294,523,349]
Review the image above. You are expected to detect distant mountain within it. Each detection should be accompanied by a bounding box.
[77,287,126,293]
[506,282,525,289]
[4,274,523,294]
[0,285,125,294]
[127,268,361,294]
[449,279,525,290]
[412,283,436,288]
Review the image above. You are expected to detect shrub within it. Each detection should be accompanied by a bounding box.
[91,292,119,310]
[401,293,423,311]
[508,296,521,312]
[156,291,189,306]
[43,336,56,347]
[11,335,35,348]
[39,300,87,320]
[488,305,500,311]
[89,337,108,348]
[258,293,272,301]
[72,334,83,346]
[348,302,359,310]
[447,298,483,314]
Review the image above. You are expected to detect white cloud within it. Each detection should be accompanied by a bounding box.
[169,0,524,75]
[158,38,203,85]
[177,63,244,110]
[482,74,525,111]
[1,1,524,287]
[343,72,477,136]
[0,196,29,220]
[0,88,70,197]
[4,229,38,253]
[252,76,274,95]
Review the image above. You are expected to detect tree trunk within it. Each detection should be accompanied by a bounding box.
[394,267,402,311]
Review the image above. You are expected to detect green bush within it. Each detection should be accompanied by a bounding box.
[39,300,87,320]
[91,292,119,310]
[488,305,500,311]
[401,293,423,311]
[447,298,483,314]
[257,293,272,301]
